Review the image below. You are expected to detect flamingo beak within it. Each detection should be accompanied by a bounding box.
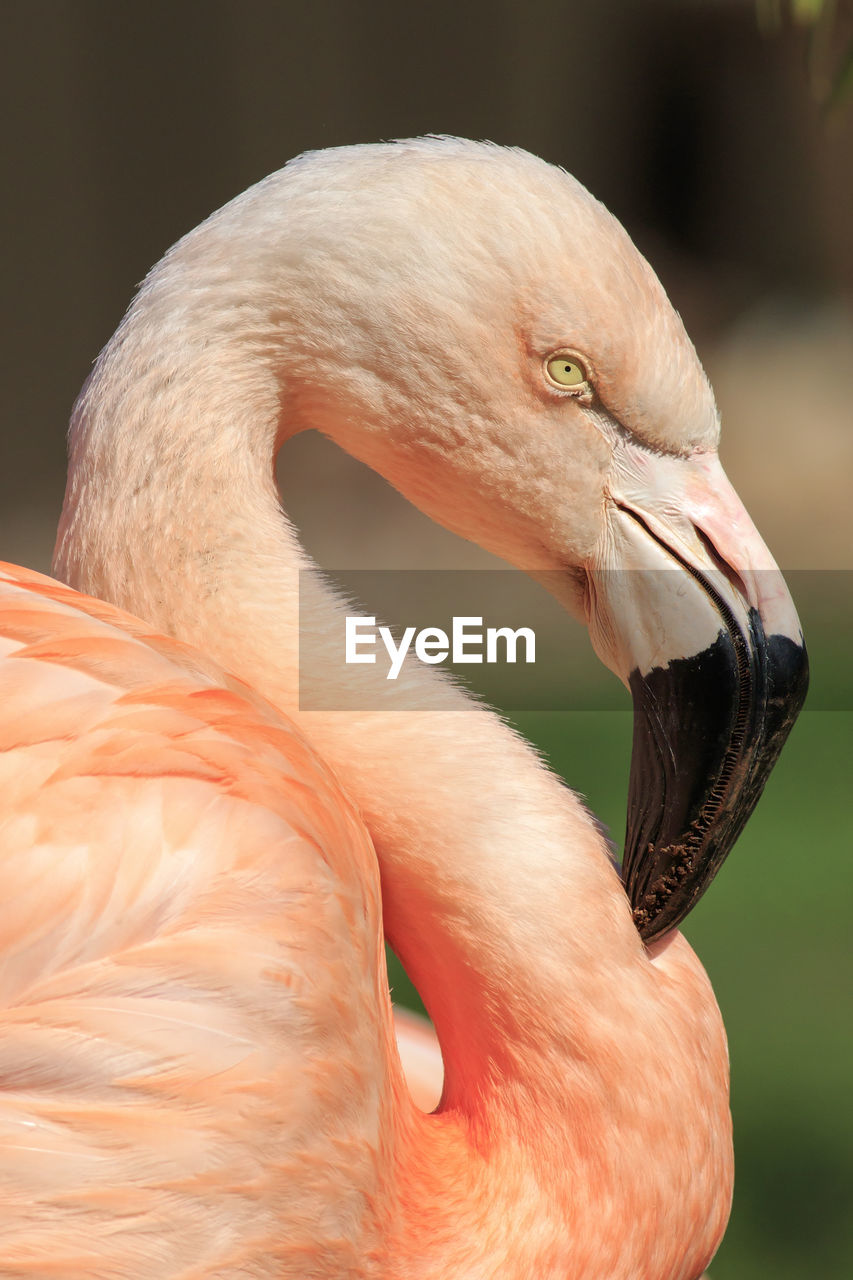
[588,446,809,944]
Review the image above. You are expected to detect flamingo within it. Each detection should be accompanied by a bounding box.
[0,138,807,1278]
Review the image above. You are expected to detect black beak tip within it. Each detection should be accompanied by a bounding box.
[764,629,810,743]
[623,620,808,945]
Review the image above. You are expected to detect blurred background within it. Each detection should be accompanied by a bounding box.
[1,1,851,1275]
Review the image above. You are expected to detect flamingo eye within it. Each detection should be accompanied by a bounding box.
[545,354,589,390]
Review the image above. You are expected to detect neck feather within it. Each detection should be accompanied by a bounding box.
[53,235,641,1093]
[53,220,732,1273]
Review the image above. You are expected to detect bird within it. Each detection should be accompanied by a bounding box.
[0,138,808,1278]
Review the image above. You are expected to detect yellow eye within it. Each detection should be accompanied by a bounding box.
[545,354,589,389]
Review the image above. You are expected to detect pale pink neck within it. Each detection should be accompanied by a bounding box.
[53,273,732,1275]
[54,338,636,1097]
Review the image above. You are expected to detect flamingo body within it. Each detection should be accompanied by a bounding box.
[0,139,807,1277]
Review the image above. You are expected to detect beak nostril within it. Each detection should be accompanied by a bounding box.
[693,526,749,603]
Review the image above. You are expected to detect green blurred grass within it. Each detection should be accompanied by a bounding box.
[389,705,852,1277]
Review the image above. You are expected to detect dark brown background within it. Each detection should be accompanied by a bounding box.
[2,0,851,570]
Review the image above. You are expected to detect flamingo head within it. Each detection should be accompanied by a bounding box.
[138,138,813,942]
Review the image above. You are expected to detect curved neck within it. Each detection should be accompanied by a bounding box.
[53,228,732,1274]
[52,222,641,1096]
[55,358,628,1089]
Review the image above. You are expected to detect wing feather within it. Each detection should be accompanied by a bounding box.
[0,567,396,1277]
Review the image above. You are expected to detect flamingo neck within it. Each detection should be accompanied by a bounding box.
[52,239,637,1092]
[55,358,625,1087]
[53,227,732,1273]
